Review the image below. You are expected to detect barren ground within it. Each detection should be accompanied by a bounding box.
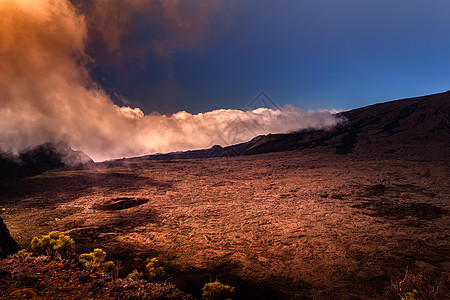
[1,150,449,299]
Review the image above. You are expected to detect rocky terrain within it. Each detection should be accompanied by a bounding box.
[0,92,449,299]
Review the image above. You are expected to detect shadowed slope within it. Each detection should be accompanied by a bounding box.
[0,143,93,184]
[132,91,450,161]
[240,90,450,159]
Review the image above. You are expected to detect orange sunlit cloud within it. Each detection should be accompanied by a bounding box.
[0,0,344,162]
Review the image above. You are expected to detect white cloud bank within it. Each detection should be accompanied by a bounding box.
[0,0,344,162]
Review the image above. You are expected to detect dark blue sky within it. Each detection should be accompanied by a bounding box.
[87,0,450,114]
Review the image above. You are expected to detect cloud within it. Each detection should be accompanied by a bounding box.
[73,0,229,63]
[0,0,344,162]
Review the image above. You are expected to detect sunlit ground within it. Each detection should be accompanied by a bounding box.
[1,150,449,299]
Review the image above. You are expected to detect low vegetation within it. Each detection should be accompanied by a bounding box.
[0,230,193,299]
[385,268,449,300]
[30,230,74,259]
[2,228,447,299]
[79,247,116,276]
[146,257,165,280]
[202,280,235,300]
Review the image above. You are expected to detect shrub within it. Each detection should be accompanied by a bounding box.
[115,270,147,289]
[146,258,164,280]
[126,270,143,282]
[103,261,115,273]
[385,268,449,300]
[202,280,235,300]
[30,231,74,259]
[400,289,420,300]
[79,248,115,276]
[54,234,74,255]
[12,249,32,261]
[92,248,106,264]
[79,248,106,265]
[78,252,95,264]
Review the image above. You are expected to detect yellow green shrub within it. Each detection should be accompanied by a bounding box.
[102,261,115,273]
[30,231,74,258]
[92,248,106,263]
[79,248,114,275]
[146,257,164,280]
[79,248,106,265]
[400,289,420,300]
[202,280,235,300]
[78,252,95,264]
[386,268,448,300]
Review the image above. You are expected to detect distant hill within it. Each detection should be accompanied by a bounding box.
[131,91,450,161]
[0,143,93,184]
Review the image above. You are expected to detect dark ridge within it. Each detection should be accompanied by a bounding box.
[0,142,93,184]
[126,90,450,162]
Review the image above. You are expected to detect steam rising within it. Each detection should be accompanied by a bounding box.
[0,0,344,162]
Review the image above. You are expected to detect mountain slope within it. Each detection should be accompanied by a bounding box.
[132,91,450,161]
[0,143,93,184]
[243,90,450,159]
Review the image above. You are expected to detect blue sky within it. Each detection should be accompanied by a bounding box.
[86,0,450,114]
[2,0,449,160]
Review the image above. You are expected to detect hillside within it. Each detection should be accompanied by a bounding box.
[0,143,93,184]
[131,91,450,162]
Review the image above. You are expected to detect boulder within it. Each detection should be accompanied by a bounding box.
[0,217,21,257]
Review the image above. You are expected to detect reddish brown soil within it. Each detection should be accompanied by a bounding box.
[0,150,449,299]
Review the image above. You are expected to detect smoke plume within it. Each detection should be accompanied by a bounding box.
[0,0,344,162]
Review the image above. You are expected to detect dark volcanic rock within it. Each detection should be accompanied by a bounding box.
[0,217,21,257]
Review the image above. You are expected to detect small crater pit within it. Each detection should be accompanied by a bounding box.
[92,197,149,211]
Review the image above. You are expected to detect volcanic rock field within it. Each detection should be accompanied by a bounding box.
[1,92,449,299]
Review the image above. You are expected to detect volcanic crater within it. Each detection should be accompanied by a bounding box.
[0,92,449,299]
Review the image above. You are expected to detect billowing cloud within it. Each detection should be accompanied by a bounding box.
[0,0,344,162]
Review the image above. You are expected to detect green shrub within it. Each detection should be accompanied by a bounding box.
[79,248,106,265]
[126,270,142,282]
[400,289,420,300]
[103,261,115,273]
[92,248,106,263]
[79,248,115,275]
[202,280,235,300]
[146,257,164,280]
[30,231,74,259]
[78,252,95,264]
[48,231,61,240]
